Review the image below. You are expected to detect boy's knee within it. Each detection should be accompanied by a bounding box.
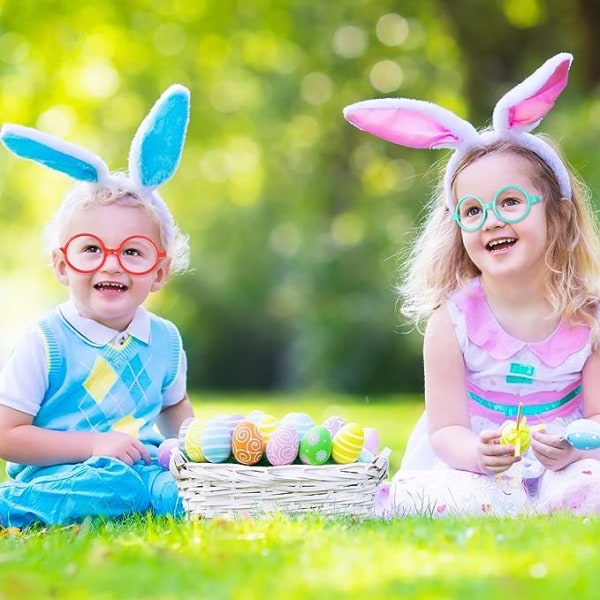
[133,464,183,517]
[148,469,183,516]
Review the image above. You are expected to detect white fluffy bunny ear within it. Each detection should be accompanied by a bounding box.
[0,124,110,183]
[344,52,574,205]
[343,98,479,151]
[129,84,190,191]
[493,52,573,134]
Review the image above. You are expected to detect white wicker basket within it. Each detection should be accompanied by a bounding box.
[170,447,391,519]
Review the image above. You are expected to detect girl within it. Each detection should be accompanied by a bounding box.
[0,85,194,528]
[344,52,600,516]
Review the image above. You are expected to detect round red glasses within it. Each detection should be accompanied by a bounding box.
[60,233,166,275]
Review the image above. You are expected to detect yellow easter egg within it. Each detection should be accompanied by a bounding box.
[500,420,531,456]
[256,414,280,448]
[181,418,206,462]
[332,422,364,464]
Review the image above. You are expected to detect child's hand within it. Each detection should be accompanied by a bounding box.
[91,432,151,466]
[530,431,579,471]
[477,428,521,475]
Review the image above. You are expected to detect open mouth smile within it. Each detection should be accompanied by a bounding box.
[94,282,128,292]
[486,237,516,253]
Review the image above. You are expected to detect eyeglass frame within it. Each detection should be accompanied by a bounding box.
[59,233,167,275]
[452,184,543,232]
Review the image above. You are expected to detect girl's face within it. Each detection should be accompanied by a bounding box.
[453,152,548,283]
[52,202,170,331]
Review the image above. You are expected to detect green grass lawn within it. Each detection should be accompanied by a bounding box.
[2,393,600,599]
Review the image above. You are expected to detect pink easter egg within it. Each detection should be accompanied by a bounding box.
[266,423,300,466]
[157,438,179,470]
[363,427,380,454]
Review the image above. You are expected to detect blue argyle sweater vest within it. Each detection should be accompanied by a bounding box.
[34,309,181,445]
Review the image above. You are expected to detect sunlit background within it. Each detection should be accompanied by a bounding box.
[0,0,599,394]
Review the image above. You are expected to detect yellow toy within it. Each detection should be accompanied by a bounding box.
[500,403,544,456]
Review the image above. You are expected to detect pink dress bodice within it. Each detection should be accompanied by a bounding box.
[448,277,591,426]
[401,277,592,470]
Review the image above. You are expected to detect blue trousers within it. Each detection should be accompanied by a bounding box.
[0,455,183,528]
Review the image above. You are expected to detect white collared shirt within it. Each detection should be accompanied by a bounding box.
[0,300,187,416]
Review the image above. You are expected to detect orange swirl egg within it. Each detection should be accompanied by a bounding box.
[231,420,264,465]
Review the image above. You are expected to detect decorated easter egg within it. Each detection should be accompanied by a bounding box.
[565,419,600,450]
[332,422,364,464]
[266,423,300,466]
[256,414,280,447]
[362,427,380,455]
[299,425,332,465]
[246,409,265,424]
[157,438,179,470]
[178,416,195,445]
[231,420,264,465]
[200,417,232,463]
[500,418,538,456]
[357,448,375,463]
[322,415,346,438]
[226,413,245,434]
[282,412,315,439]
[180,418,206,462]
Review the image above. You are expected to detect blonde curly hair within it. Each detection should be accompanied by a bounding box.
[43,173,190,276]
[398,137,600,345]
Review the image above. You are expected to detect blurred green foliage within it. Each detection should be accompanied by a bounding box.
[0,0,599,393]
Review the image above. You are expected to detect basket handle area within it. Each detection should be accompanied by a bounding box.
[169,447,187,479]
[369,447,391,480]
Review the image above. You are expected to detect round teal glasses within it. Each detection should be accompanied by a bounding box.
[453,184,542,232]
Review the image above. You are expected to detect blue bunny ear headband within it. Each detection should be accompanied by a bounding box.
[0,84,190,245]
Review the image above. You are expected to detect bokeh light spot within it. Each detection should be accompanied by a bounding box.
[153,22,187,56]
[301,72,333,105]
[502,0,545,27]
[37,105,77,137]
[376,14,409,46]
[331,212,364,246]
[369,60,404,93]
[332,24,368,58]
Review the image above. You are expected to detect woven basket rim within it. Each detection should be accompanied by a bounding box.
[169,447,390,518]
[170,447,391,476]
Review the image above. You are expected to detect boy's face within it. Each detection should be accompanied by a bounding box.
[52,202,170,331]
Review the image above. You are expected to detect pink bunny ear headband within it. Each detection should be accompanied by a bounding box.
[343,52,573,208]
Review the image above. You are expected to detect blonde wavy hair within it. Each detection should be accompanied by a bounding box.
[398,137,600,345]
[43,173,190,276]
